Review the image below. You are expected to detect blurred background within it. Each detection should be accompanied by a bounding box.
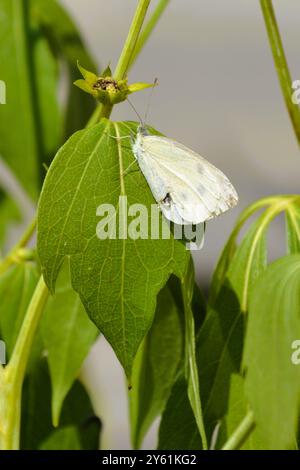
[4,0,300,450]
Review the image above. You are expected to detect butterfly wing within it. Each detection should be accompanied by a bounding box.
[138,135,238,225]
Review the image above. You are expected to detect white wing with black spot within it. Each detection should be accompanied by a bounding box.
[134,134,238,225]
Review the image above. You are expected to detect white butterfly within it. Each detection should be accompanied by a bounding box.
[132,125,238,226]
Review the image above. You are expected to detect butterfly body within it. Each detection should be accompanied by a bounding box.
[132,125,238,225]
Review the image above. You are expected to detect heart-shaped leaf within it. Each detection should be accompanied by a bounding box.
[37,119,189,377]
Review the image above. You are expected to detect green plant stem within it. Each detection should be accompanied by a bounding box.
[89,0,151,124]
[260,0,300,146]
[1,277,49,449]
[114,0,151,80]
[129,0,170,68]
[0,216,37,275]
[221,411,255,450]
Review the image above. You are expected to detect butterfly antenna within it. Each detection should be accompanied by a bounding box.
[127,97,144,125]
[144,78,158,125]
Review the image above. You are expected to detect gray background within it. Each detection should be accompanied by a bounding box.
[4,0,299,450]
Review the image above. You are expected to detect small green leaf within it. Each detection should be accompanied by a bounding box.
[39,426,81,450]
[77,62,98,84]
[37,119,189,378]
[73,79,98,98]
[128,82,155,94]
[286,205,300,254]
[130,283,183,449]
[41,260,98,427]
[244,254,300,450]
[0,262,39,359]
[101,64,112,77]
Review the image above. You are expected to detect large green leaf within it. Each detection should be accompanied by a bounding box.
[37,119,189,377]
[0,262,39,359]
[129,283,183,449]
[0,0,60,198]
[244,254,300,450]
[41,260,98,427]
[21,359,101,450]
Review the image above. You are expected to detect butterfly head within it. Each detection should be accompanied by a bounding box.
[137,124,150,137]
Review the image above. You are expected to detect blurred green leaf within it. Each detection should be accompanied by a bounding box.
[199,215,267,439]
[32,0,97,137]
[0,192,20,248]
[158,376,200,450]
[0,0,60,198]
[0,262,39,359]
[130,283,183,449]
[21,358,101,450]
[41,260,98,427]
[208,236,236,306]
[158,213,269,448]
[37,119,189,378]
[217,374,265,450]
[225,214,268,311]
[32,23,61,167]
[244,254,300,449]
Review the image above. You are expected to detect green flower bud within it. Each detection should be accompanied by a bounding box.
[74,62,155,105]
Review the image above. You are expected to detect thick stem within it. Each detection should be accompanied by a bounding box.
[221,411,255,450]
[260,0,300,146]
[0,277,49,449]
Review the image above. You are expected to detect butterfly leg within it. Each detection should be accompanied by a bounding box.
[121,159,138,178]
